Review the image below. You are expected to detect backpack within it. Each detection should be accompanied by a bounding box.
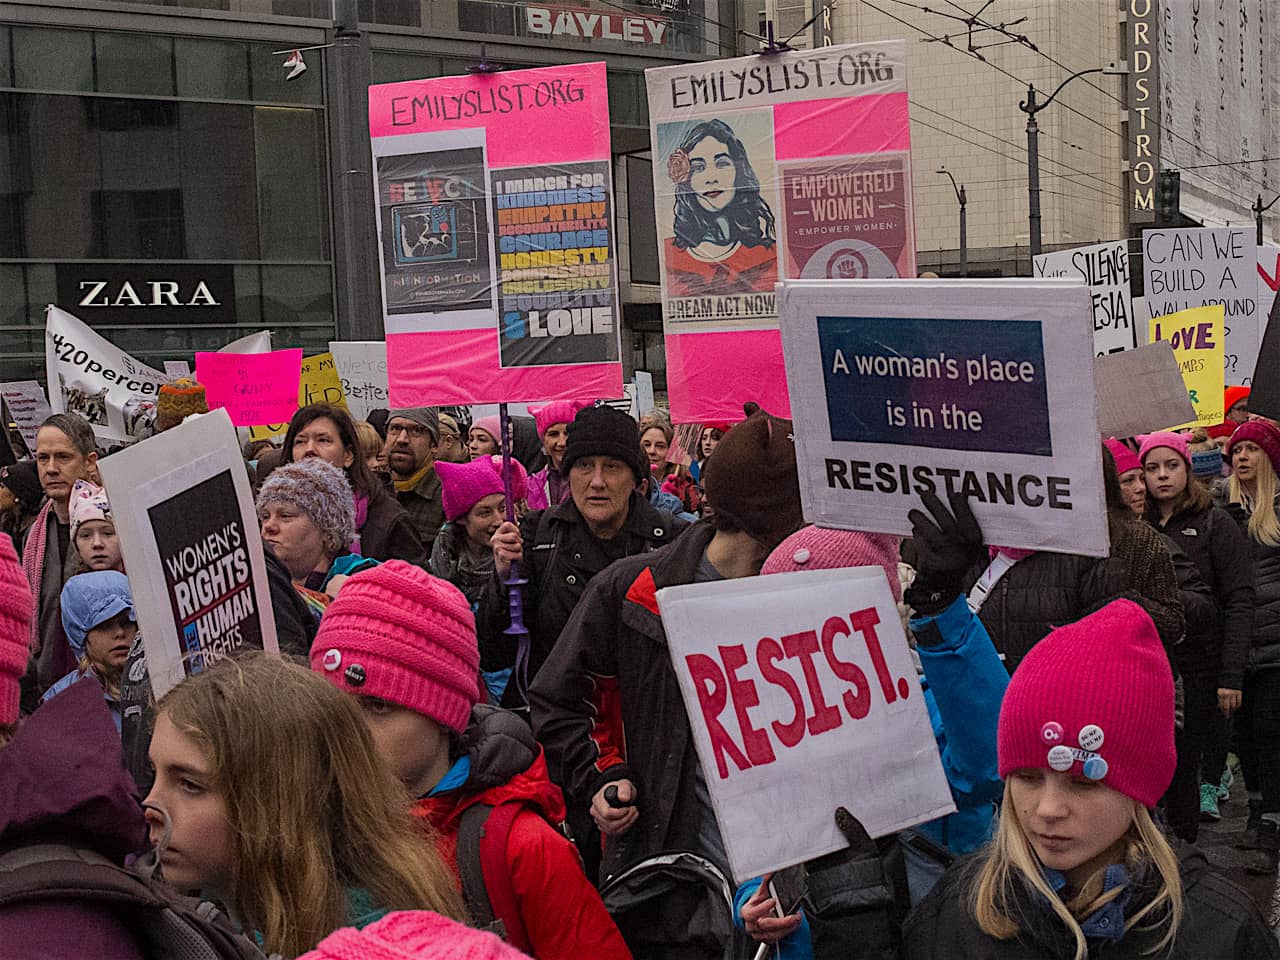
[0,844,267,960]
[454,802,535,955]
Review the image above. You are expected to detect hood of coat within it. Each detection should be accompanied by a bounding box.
[0,678,147,863]
[417,704,566,831]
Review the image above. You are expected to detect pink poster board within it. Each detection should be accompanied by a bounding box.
[645,42,916,422]
[196,349,303,427]
[369,62,624,406]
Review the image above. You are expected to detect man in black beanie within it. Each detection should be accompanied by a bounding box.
[482,403,685,710]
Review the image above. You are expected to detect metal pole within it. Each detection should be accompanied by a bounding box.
[1258,195,1266,247]
[959,185,968,277]
[1025,85,1042,258]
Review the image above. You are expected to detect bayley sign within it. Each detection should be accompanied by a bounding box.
[525,4,668,43]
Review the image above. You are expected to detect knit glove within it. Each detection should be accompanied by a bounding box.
[903,491,985,616]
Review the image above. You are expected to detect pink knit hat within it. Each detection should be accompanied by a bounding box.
[296,911,527,960]
[435,456,525,522]
[0,535,34,724]
[469,415,504,448]
[761,525,903,602]
[1226,419,1280,476]
[998,599,1175,808]
[529,399,590,437]
[1138,430,1190,467]
[310,561,480,733]
[1103,438,1141,476]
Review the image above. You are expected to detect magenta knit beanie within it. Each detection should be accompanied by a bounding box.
[998,599,1175,807]
[0,535,33,724]
[310,561,480,733]
[469,415,504,448]
[529,399,589,437]
[1103,438,1141,476]
[295,911,527,960]
[1138,431,1190,468]
[1226,419,1280,476]
[435,457,521,522]
[762,525,903,602]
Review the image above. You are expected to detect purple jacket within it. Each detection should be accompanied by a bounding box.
[0,678,150,959]
[526,465,570,512]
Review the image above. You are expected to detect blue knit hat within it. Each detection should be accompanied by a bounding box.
[60,571,134,659]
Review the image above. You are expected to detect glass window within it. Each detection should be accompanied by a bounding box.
[0,27,12,88]
[626,156,659,284]
[179,103,259,259]
[370,52,441,86]
[359,0,422,26]
[233,264,264,327]
[0,264,50,384]
[608,72,648,129]
[13,27,94,93]
[254,106,328,260]
[95,32,175,97]
[261,264,334,333]
[93,98,183,258]
[249,42,323,105]
[175,38,250,100]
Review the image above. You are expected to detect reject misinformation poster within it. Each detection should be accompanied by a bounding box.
[369,63,623,406]
[779,279,1108,557]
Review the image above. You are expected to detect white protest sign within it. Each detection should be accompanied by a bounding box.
[1033,240,1134,355]
[219,330,272,355]
[0,381,53,453]
[45,305,169,446]
[329,341,389,422]
[657,567,954,883]
[779,279,1108,557]
[99,408,279,700]
[163,360,192,379]
[1143,227,1259,386]
[1093,342,1196,440]
[634,371,656,416]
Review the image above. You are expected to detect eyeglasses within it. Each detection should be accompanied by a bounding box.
[387,423,433,440]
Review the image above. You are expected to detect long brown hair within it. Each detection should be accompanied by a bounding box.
[1142,447,1211,521]
[283,404,380,500]
[157,653,466,956]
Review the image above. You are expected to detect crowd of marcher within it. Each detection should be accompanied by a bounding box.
[2,379,1280,959]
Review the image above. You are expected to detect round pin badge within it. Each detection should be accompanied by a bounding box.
[1077,724,1105,751]
[1082,756,1109,781]
[1047,745,1074,771]
[322,648,342,672]
[344,663,366,687]
[1040,721,1064,744]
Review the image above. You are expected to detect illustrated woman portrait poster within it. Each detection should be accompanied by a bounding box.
[655,112,779,302]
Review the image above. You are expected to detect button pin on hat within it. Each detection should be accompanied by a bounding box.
[344,663,366,686]
[322,648,342,672]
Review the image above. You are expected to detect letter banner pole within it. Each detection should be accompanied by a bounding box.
[498,401,531,694]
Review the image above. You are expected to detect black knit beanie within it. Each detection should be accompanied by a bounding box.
[562,404,648,483]
[703,412,805,551]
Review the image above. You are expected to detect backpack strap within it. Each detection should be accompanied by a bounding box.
[0,844,163,908]
[455,802,534,955]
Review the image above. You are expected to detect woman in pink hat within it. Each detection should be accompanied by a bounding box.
[1223,419,1280,868]
[525,400,589,511]
[468,415,504,459]
[903,600,1276,960]
[1140,430,1254,842]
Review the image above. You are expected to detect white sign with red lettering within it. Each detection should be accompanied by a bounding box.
[656,567,954,883]
[525,4,668,44]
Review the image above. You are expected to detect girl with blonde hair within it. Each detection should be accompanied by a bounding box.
[144,652,467,957]
[903,599,1275,960]
[1224,420,1280,870]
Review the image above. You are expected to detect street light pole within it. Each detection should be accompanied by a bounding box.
[1019,64,1127,260]
[937,166,968,276]
[1254,193,1279,246]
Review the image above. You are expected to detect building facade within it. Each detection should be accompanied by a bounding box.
[0,0,733,385]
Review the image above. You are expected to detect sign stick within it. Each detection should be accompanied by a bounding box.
[498,402,531,694]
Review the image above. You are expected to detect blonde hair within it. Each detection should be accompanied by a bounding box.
[1229,450,1280,548]
[353,420,385,461]
[972,781,1182,960]
[158,653,467,956]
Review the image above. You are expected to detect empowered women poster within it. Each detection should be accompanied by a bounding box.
[646,42,916,422]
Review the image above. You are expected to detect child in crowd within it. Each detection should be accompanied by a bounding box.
[143,652,466,957]
[902,599,1277,960]
[310,561,632,960]
[70,480,123,572]
[41,570,135,729]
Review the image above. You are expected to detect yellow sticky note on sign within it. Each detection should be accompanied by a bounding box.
[1148,305,1225,430]
[247,352,349,441]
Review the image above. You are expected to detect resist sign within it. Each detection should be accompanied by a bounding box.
[657,568,954,883]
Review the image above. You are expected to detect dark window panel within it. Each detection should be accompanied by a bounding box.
[261,263,333,329]
[13,95,103,259]
[370,52,441,85]
[626,156,659,285]
[94,32,175,97]
[179,102,258,259]
[0,27,12,88]
[91,189,187,259]
[254,106,328,260]
[249,42,324,105]
[175,37,251,100]
[12,27,94,93]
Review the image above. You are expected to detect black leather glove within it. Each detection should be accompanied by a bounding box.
[903,490,985,616]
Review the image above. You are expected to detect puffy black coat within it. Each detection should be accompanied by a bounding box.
[361,483,429,567]
[902,844,1278,960]
[966,552,1127,673]
[1148,502,1254,688]
[1226,496,1280,672]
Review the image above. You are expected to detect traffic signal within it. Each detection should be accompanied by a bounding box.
[1158,170,1180,223]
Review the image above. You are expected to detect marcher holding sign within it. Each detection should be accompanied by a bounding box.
[646,41,915,422]
[1148,304,1226,429]
[778,279,1108,557]
[369,62,624,405]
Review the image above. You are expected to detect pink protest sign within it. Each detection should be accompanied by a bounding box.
[646,42,916,422]
[369,62,623,406]
[196,349,303,427]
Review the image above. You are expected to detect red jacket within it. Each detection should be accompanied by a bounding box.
[413,707,632,960]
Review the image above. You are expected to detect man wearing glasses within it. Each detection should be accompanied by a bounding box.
[387,407,445,552]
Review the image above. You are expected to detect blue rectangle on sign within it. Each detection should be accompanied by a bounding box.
[817,315,1052,456]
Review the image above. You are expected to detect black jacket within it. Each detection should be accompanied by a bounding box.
[1148,502,1254,688]
[1226,497,1280,672]
[902,844,1278,960]
[478,491,685,688]
[966,552,1127,673]
[362,483,429,568]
